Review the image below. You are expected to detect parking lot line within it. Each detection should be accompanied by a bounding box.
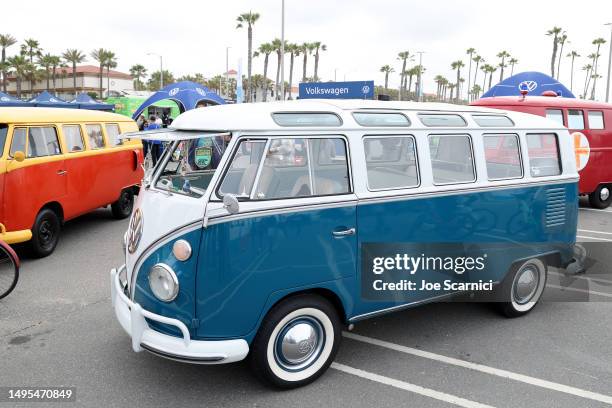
[332,362,496,408]
[577,235,612,242]
[579,208,612,214]
[343,332,612,406]
[546,284,612,298]
[578,229,612,235]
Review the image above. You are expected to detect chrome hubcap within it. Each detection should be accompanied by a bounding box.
[600,187,610,202]
[274,317,324,371]
[513,265,539,304]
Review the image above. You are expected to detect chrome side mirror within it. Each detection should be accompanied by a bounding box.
[223,194,240,215]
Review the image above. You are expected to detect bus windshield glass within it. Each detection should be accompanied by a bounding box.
[154,135,231,198]
[0,125,7,156]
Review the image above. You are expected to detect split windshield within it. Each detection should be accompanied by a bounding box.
[154,135,231,198]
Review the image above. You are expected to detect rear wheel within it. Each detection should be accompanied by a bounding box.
[111,189,134,219]
[496,258,547,318]
[588,184,612,209]
[30,208,61,258]
[249,295,341,389]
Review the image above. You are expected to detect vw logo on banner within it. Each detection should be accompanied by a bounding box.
[518,81,538,93]
[0,97,9,102]
[362,85,371,95]
[169,87,180,97]
[196,88,207,96]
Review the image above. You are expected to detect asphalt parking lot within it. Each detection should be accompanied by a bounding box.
[1,198,611,408]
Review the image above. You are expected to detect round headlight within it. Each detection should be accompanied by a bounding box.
[148,264,179,302]
[172,239,192,261]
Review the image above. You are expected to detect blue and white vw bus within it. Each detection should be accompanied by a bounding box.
[111,100,581,388]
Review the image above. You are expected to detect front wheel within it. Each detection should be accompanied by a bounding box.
[111,189,134,219]
[496,258,547,318]
[588,184,612,209]
[249,295,341,389]
[30,208,61,258]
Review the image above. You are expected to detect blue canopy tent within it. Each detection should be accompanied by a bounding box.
[481,71,575,98]
[0,92,30,107]
[132,81,225,119]
[28,91,75,108]
[69,92,114,111]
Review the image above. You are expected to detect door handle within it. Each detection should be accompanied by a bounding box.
[57,170,67,176]
[332,227,356,237]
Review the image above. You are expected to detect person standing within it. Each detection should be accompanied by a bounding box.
[145,115,163,165]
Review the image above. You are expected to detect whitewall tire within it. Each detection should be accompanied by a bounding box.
[497,258,547,318]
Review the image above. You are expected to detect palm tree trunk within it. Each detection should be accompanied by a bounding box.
[16,77,21,98]
[263,55,269,102]
[556,42,565,79]
[408,75,413,99]
[288,53,294,99]
[467,57,472,102]
[46,71,50,91]
[107,67,110,98]
[584,67,592,98]
[99,65,103,99]
[275,51,281,100]
[473,62,479,88]
[73,62,78,97]
[247,25,253,102]
[1,48,6,93]
[384,73,389,91]
[551,35,558,78]
[302,53,308,82]
[569,57,575,92]
[314,51,319,81]
[52,71,57,95]
[456,69,461,103]
[488,72,493,91]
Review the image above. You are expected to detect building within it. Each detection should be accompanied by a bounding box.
[5,65,134,100]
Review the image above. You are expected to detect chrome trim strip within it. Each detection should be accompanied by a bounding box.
[140,343,225,363]
[250,138,271,200]
[129,220,202,300]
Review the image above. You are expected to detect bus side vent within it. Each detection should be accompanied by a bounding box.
[545,188,566,228]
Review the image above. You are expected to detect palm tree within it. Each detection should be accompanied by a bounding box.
[270,38,286,100]
[397,51,412,100]
[566,50,580,92]
[465,48,476,101]
[380,65,394,92]
[49,55,62,95]
[62,49,86,97]
[487,65,497,91]
[582,64,593,98]
[129,64,147,91]
[451,60,464,103]
[104,52,117,97]
[508,57,519,76]
[236,11,260,102]
[20,38,41,95]
[590,37,607,100]
[448,83,456,101]
[546,27,562,78]
[286,44,300,99]
[472,55,483,95]
[497,50,510,81]
[0,34,17,93]
[433,74,444,100]
[471,84,482,100]
[481,64,488,90]
[300,42,314,82]
[555,32,567,79]
[37,53,54,91]
[91,48,109,98]
[312,42,327,82]
[253,42,274,102]
[7,55,31,98]
[406,66,420,99]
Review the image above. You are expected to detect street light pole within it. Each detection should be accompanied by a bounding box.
[416,51,424,102]
[605,23,612,103]
[147,53,163,90]
[280,0,285,101]
[226,46,231,99]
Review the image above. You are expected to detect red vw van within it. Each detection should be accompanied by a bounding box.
[472,95,612,208]
[0,108,143,257]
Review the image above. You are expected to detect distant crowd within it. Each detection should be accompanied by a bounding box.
[136,113,173,165]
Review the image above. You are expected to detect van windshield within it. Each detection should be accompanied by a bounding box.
[154,135,231,198]
[0,125,7,156]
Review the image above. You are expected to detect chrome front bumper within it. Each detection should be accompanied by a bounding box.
[110,265,249,364]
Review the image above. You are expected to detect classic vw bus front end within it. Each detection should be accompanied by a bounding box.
[110,130,248,363]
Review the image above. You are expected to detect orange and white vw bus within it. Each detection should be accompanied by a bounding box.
[0,107,143,257]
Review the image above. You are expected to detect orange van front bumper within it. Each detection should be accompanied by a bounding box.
[0,223,32,244]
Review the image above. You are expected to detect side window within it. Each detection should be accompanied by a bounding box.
[27,127,61,158]
[9,127,27,156]
[63,125,85,152]
[105,123,122,146]
[251,137,350,200]
[567,110,585,130]
[428,135,475,184]
[483,134,522,180]
[526,133,561,177]
[588,111,604,130]
[86,124,105,149]
[545,109,564,126]
[218,140,266,198]
[364,136,418,190]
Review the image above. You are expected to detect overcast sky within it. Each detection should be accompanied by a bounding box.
[3,0,612,98]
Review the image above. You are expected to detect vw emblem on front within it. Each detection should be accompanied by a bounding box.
[127,208,143,254]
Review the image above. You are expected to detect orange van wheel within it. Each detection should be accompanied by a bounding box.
[111,189,134,220]
[30,208,61,258]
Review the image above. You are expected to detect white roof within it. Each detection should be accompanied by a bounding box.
[169,99,564,132]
